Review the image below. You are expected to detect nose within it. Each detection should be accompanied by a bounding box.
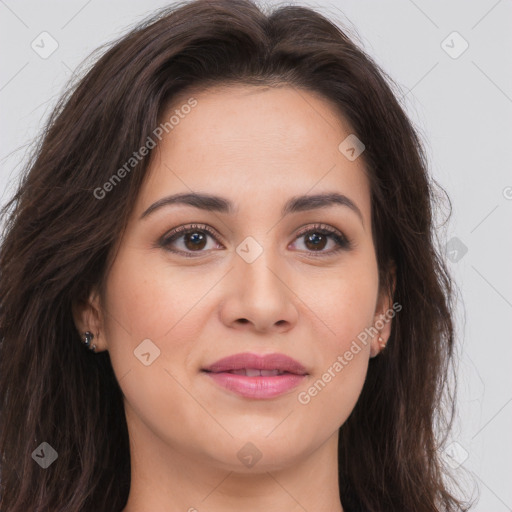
[219,248,299,334]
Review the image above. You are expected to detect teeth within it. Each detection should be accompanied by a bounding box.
[260,369,281,376]
[230,369,248,376]
[228,369,283,376]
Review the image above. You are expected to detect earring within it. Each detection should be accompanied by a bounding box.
[378,334,386,350]
[82,331,97,352]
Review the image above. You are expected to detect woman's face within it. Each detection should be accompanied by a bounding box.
[83,84,392,471]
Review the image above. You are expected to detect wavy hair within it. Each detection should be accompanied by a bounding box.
[0,1,472,510]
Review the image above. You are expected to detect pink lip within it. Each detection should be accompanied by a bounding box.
[202,352,308,399]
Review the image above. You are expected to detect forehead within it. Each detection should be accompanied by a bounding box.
[138,84,371,220]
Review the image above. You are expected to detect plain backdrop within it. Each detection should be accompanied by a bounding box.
[1,1,511,510]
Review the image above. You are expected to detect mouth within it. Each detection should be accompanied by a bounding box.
[201,352,308,399]
[202,352,308,375]
[204,368,295,376]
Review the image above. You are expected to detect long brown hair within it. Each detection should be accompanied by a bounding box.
[0,1,473,510]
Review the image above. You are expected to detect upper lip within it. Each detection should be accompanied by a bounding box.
[202,352,308,375]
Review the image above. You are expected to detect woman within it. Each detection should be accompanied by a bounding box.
[0,0,472,510]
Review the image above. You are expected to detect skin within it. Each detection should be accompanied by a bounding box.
[74,84,394,512]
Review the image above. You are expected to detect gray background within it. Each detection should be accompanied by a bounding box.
[1,0,511,509]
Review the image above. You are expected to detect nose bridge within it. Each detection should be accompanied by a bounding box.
[236,232,285,297]
[224,230,299,330]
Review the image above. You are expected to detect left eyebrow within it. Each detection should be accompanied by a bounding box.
[282,192,364,225]
[139,191,364,226]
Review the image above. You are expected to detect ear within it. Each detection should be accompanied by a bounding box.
[71,286,106,352]
[369,262,397,358]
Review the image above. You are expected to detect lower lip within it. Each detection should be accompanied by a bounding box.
[203,371,306,399]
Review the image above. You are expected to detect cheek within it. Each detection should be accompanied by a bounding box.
[290,256,378,423]
[100,251,217,447]
[296,276,376,430]
[312,259,379,351]
[98,254,192,400]
[102,249,218,342]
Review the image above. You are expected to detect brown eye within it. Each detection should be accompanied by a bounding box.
[292,224,352,256]
[182,231,207,251]
[160,224,223,257]
[304,232,328,251]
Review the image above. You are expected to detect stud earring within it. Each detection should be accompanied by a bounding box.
[82,331,97,352]
[378,334,386,350]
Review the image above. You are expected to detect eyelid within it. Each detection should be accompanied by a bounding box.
[294,222,348,242]
[161,223,219,242]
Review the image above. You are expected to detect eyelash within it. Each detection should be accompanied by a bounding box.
[159,223,352,258]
